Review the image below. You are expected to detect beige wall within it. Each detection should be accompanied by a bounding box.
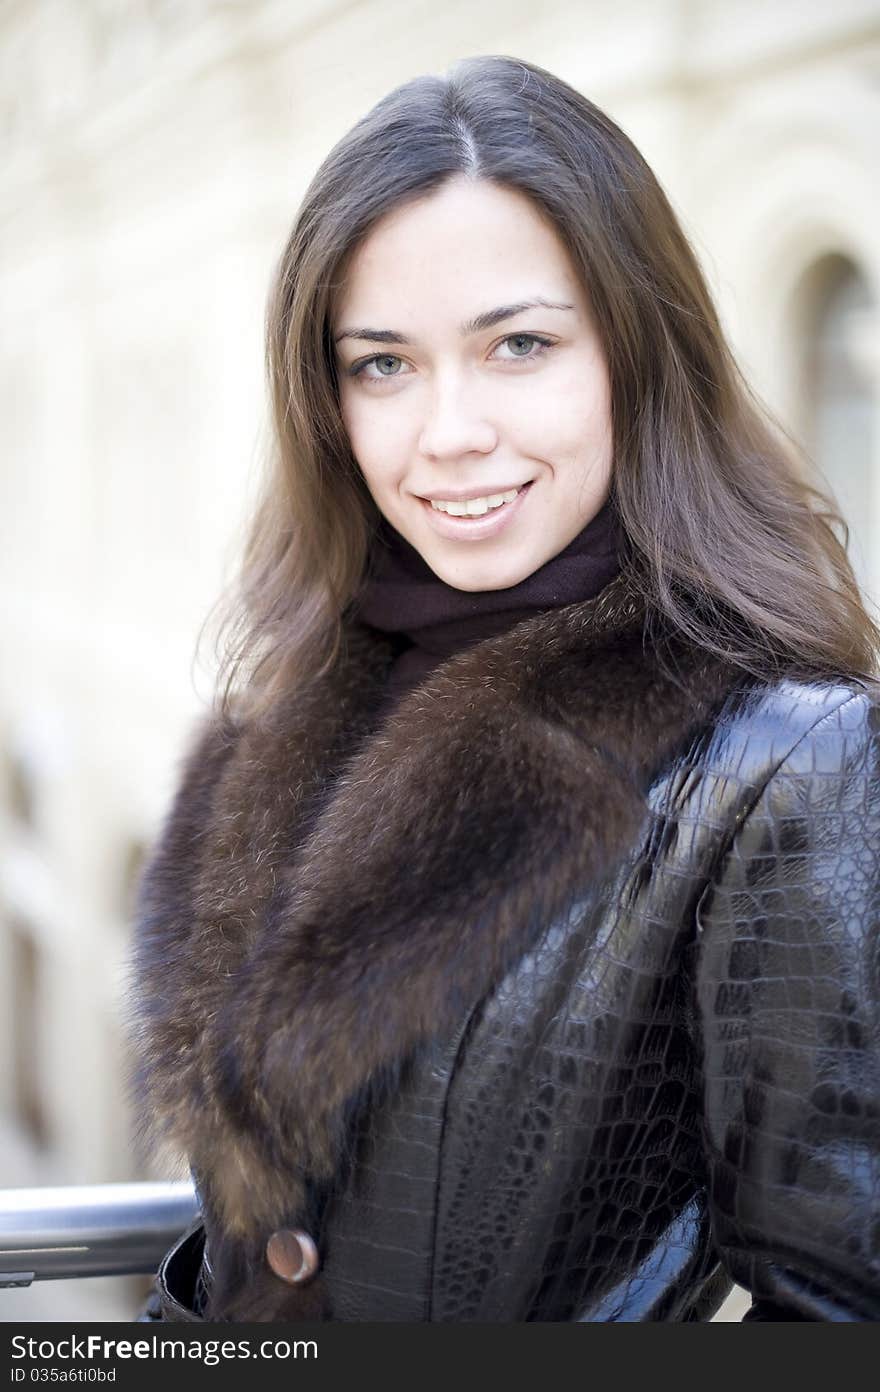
[1,0,877,1320]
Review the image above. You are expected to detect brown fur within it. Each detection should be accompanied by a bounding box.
[123,570,744,1320]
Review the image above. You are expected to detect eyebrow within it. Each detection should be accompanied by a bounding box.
[333,298,575,345]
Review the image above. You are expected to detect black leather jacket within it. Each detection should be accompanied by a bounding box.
[137,674,880,1322]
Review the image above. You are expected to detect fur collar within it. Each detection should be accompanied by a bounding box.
[126,568,744,1321]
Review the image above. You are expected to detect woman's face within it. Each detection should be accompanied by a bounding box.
[332,177,614,592]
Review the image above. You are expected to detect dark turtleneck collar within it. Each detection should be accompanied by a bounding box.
[352,494,627,708]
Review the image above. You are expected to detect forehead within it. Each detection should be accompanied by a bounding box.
[332,179,582,322]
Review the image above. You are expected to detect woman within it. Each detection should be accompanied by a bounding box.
[125,54,880,1323]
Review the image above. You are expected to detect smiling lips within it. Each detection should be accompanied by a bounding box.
[429,486,521,516]
[419,480,534,540]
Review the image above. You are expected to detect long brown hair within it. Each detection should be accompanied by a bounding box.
[205,53,880,719]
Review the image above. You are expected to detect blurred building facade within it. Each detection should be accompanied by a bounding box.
[0,0,878,1320]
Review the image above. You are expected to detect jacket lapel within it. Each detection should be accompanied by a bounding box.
[127,568,742,1320]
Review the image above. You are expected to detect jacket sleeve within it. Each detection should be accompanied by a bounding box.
[692,688,880,1321]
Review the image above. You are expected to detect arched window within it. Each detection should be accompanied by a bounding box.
[797,253,877,606]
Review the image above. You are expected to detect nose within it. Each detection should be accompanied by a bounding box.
[417,371,498,460]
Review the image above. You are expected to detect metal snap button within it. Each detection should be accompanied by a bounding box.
[265,1228,320,1285]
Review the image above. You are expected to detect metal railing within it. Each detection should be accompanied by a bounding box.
[0,1182,199,1288]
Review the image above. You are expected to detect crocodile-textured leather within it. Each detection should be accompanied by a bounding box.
[137,676,880,1322]
[136,1222,209,1322]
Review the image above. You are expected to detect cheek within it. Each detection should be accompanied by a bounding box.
[340,394,413,489]
[339,391,376,464]
[337,384,363,451]
[513,360,611,446]
[547,369,613,459]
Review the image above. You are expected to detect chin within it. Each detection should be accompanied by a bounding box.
[435,557,536,593]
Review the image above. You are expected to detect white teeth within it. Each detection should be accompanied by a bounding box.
[430,487,521,517]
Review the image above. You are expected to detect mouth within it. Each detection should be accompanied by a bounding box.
[419,480,534,541]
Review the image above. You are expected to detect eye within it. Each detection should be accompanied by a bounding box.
[347,353,411,381]
[493,333,555,361]
[345,332,556,385]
